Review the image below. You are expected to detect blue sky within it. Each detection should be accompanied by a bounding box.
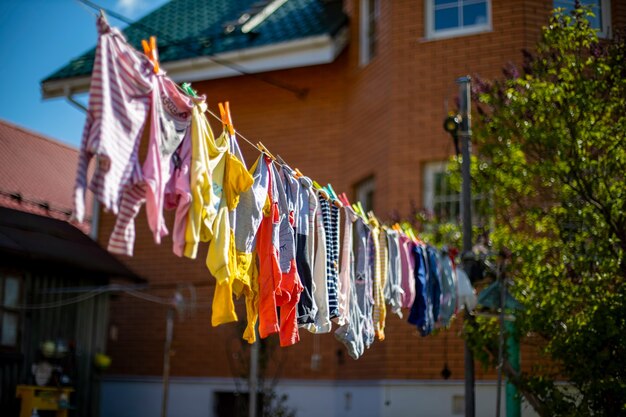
[0,0,169,147]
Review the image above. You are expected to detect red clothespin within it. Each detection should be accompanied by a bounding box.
[218,101,235,135]
[339,192,351,207]
[141,36,160,74]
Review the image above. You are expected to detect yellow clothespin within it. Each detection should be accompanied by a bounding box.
[218,101,235,135]
[141,36,160,73]
[312,181,329,200]
[256,142,276,161]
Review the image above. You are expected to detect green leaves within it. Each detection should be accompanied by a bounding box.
[466,5,626,416]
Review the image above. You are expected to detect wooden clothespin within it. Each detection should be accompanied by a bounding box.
[141,36,160,73]
[218,102,235,135]
[256,142,276,161]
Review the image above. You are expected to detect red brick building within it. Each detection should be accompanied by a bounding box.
[41,1,626,416]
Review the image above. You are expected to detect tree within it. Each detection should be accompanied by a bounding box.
[464,5,626,416]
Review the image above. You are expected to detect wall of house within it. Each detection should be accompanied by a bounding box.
[98,0,626,408]
[100,376,540,417]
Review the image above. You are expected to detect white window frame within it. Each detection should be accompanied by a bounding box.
[359,0,380,66]
[425,0,492,41]
[554,0,612,38]
[423,161,460,221]
[355,176,376,213]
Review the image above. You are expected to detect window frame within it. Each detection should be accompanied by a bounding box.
[354,175,376,214]
[553,0,612,38]
[423,161,491,226]
[0,272,23,351]
[423,161,460,222]
[359,0,380,66]
[424,0,492,41]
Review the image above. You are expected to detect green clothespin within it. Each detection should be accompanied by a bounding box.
[181,82,198,98]
[326,184,338,200]
[312,180,329,199]
[357,201,366,219]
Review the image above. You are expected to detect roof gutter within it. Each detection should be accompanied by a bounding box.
[41,28,349,99]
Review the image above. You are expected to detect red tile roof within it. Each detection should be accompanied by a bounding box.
[0,119,91,233]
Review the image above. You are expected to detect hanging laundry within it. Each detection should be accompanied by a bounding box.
[233,153,270,344]
[408,243,430,335]
[71,15,482,359]
[108,75,194,255]
[325,198,341,320]
[335,206,366,359]
[184,101,213,259]
[163,119,193,257]
[73,14,152,223]
[306,190,332,334]
[426,246,443,325]
[355,217,375,349]
[257,157,282,339]
[369,215,387,341]
[384,228,404,318]
[399,233,416,309]
[295,175,317,326]
[227,135,262,343]
[273,164,303,347]
[457,267,477,312]
[206,128,254,327]
[336,206,354,326]
[438,247,458,326]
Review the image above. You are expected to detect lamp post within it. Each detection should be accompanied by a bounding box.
[458,76,476,417]
[444,76,475,417]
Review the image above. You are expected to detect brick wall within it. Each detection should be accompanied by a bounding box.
[102,0,625,383]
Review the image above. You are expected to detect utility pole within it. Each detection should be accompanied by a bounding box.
[457,75,475,417]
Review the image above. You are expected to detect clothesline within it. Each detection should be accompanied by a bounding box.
[69,11,477,360]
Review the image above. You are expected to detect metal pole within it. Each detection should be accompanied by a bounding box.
[249,328,259,417]
[505,320,521,417]
[457,75,475,417]
[496,267,506,417]
[161,307,175,417]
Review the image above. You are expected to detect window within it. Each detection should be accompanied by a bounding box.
[554,0,611,38]
[214,392,264,417]
[0,274,22,349]
[359,0,379,66]
[423,161,487,224]
[425,0,491,40]
[354,176,376,214]
[424,162,460,222]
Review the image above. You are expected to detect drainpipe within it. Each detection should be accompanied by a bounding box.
[64,88,100,240]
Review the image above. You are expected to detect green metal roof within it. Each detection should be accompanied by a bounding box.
[43,0,348,82]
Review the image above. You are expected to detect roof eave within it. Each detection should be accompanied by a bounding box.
[41,27,349,99]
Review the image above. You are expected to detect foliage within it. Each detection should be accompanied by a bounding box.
[457,5,626,416]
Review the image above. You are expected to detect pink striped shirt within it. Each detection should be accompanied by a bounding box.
[73,15,152,222]
[108,75,193,255]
